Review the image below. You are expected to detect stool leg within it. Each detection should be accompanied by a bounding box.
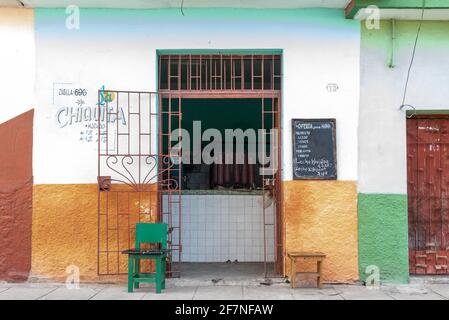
[291,258,296,288]
[317,260,323,289]
[128,256,134,293]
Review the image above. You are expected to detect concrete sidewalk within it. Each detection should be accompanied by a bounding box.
[0,280,448,300]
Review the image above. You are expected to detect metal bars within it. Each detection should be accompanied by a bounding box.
[97,91,182,277]
[159,54,281,93]
[261,96,282,277]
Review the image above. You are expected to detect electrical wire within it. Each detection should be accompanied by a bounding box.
[181,0,185,16]
[401,0,425,115]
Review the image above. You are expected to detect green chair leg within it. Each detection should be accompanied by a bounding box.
[134,258,140,289]
[161,258,166,289]
[128,256,134,293]
[155,257,162,294]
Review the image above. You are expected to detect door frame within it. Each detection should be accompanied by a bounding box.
[157,51,284,276]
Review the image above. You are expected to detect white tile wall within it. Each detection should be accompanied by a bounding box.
[163,194,274,262]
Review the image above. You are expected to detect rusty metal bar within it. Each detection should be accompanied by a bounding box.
[158,95,163,223]
[261,96,267,277]
[240,57,243,90]
[209,56,212,91]
[261,55,264,90]
[97,90,101,276]
[188,55,191,91]
[138,92,141,190]
[200,55,202,91]
[177,111,182,266]
[178,55,181,91]
[251,55,254,90]
[159,90,279,99]
[230,55,233,90]
[148,93,151,155]
[168,56,171,91]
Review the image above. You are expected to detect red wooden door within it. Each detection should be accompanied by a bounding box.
[407,117,449,274]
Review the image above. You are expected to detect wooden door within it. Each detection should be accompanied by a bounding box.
[407,116,449,274]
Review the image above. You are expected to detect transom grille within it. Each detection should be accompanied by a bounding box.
[158,54,281,92]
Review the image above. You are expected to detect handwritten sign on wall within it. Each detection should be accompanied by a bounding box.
[292,119,337,180]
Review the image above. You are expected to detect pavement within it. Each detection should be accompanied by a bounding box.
[0,279,448,300]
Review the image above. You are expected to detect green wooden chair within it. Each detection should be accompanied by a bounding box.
[123,223,168,293]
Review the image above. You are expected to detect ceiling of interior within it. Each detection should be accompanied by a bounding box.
[0,0,352,9]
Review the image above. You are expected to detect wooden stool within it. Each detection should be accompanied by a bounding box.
[288,252,326,289]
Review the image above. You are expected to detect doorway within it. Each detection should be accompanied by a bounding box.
[407,115,449,275]
[159,53,283,278]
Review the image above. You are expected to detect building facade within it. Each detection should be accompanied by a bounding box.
[1,0,448,285]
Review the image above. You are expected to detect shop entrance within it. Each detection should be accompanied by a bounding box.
[407,115,449,274]
[162,97,279,279]
[159,53,283,278]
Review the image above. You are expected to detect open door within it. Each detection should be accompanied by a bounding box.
[97,90,182,277]
[261,96,283,277]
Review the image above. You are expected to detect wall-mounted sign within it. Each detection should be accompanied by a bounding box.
[292,119,337,180]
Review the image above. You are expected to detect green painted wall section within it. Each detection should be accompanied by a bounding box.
[362,20,449,54]
[347,0,449,18]
[358,193,409,283]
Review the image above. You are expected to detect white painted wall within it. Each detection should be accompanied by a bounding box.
[0,8,35,124]
[359,21,449,194]
[33,8,360,184]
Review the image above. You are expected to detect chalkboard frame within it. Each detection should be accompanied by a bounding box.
[291,118,337,180]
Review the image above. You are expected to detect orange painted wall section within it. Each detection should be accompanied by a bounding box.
[32,184,121,282]
[283,180,359,283]
[32,182,358,283]
[31,184,158,282]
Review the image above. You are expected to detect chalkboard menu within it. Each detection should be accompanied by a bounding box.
[292,119,337,180]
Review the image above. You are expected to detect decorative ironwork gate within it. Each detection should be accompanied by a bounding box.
[97,90,182,277]
[407,116,449,274]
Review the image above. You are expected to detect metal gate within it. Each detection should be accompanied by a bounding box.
[97,90,182,277]
[261,95,283,277]
[407,116,449,274]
